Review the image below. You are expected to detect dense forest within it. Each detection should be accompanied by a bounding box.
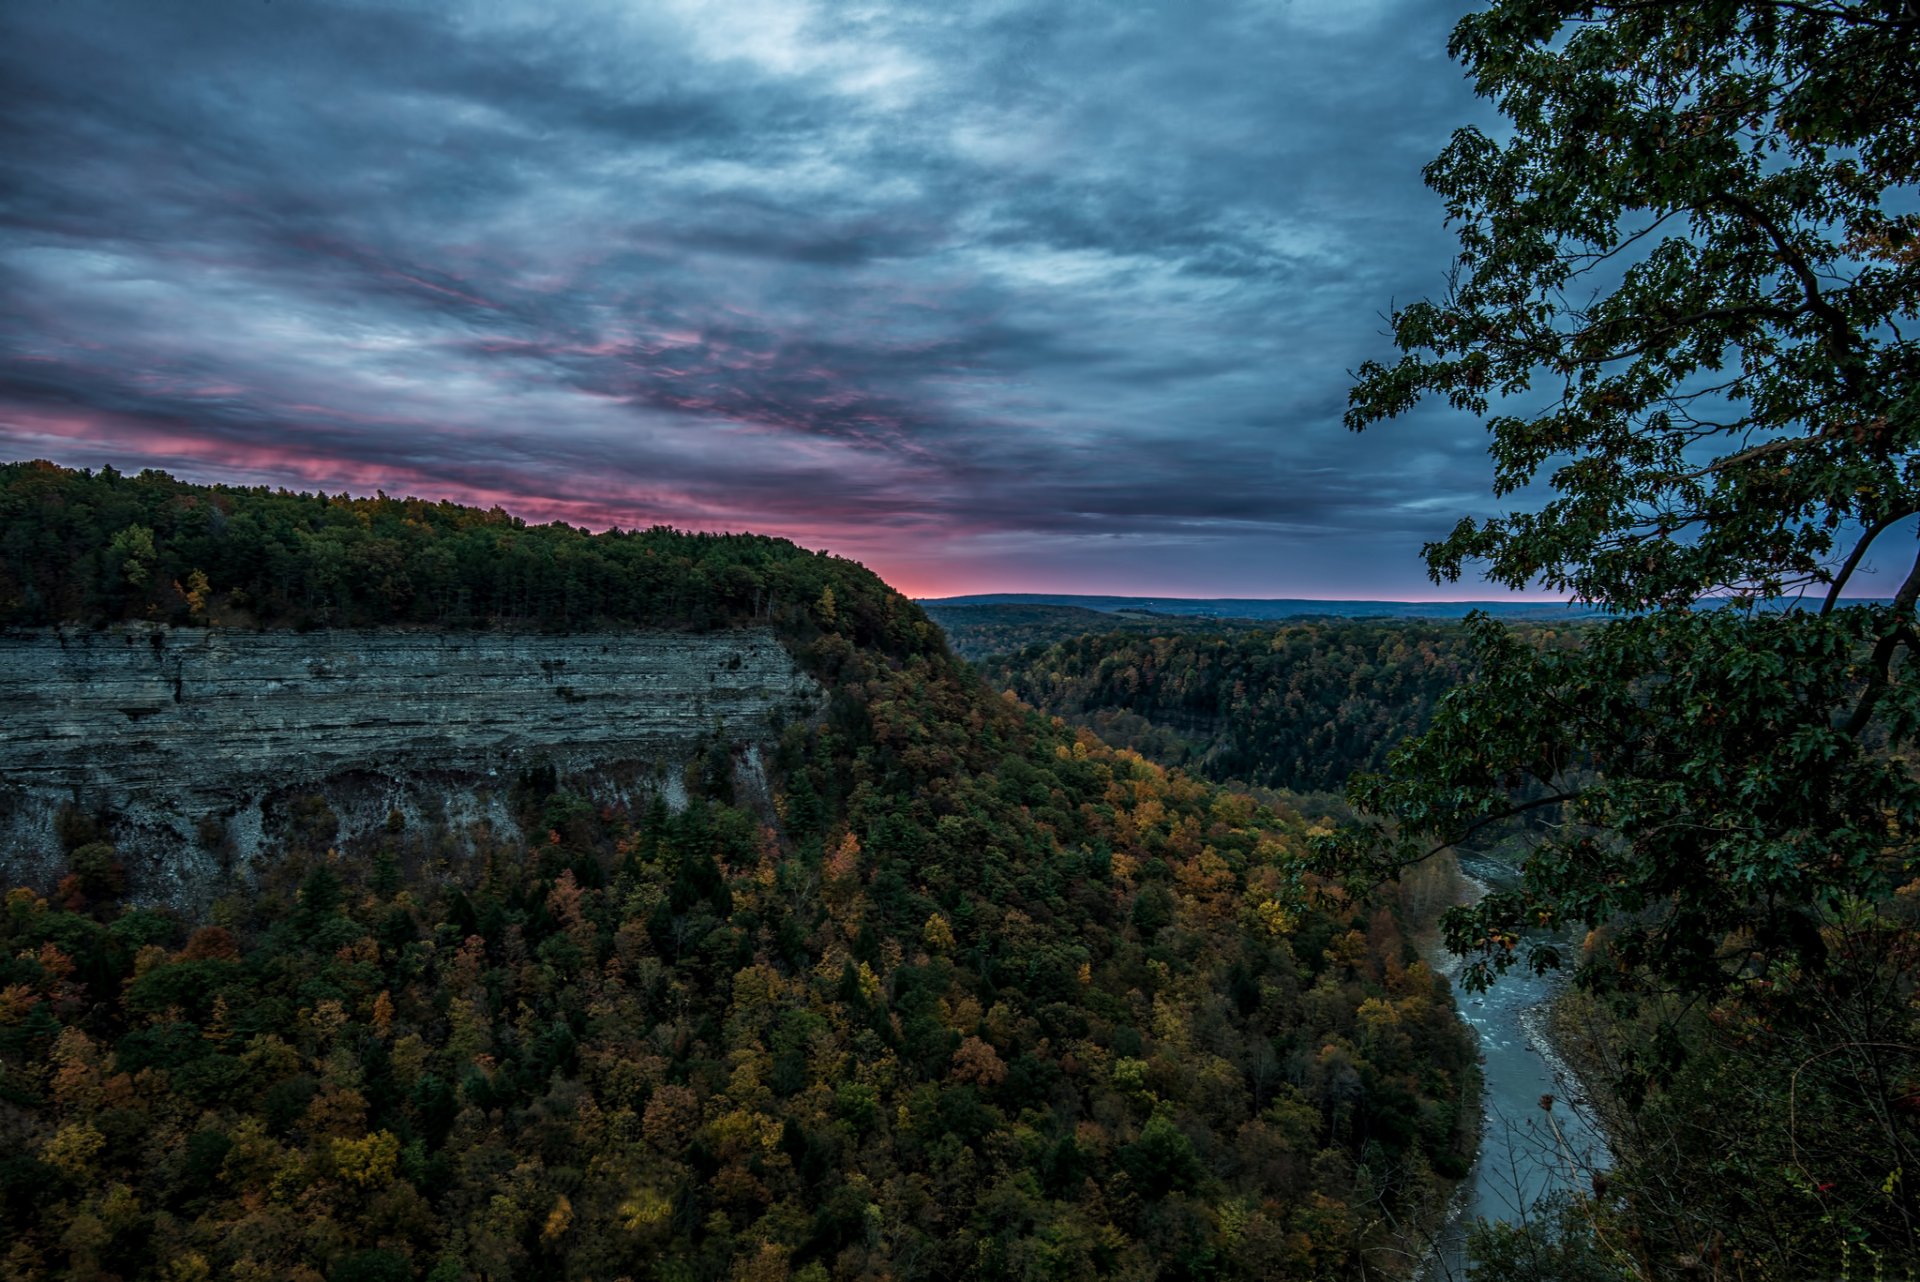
[0,462,1478,1281]
[922,606,1274,664]
[975,626,1510,795]
[0,460,903,639]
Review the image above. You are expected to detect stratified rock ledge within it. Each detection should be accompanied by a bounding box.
[0,625,821,907]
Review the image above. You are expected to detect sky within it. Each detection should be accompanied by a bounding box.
[0,0,1519,600]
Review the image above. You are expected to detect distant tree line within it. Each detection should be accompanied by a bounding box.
[923,605,1274,662]
[0,461,932,655]
[978,623,1578,795]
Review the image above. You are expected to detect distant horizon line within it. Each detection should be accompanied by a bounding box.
[920,591,1896,607]
[920,591,1581,604]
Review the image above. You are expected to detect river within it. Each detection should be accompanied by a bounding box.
[1419,852,1613,1281]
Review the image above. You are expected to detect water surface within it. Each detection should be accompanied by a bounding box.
[1421,854,1611,1280]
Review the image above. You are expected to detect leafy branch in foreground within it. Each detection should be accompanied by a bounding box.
[1316,607,1920,994]
[1333,1,1920,1270]
[1339,0,1920,993]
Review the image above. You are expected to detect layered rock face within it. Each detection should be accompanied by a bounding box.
[0,626,821,906]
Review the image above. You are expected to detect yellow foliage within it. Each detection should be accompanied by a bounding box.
[1217,1195,1254,1247]
[1356,997,1401,1030]
[5,887,47,916]
[168,1253,213,1282]
[241,1032,302,1078]
[620,1185,674,1231]
[1132,797,1167,835]
[1254,899,1299,936]
[201,995,233,1045]
[307,997,349,1040]
[710,1106,783,1157]
[484,1191,526,1240]
[726,1048,770,1100]
[542,1192,574,1242]
[731,962,787,1013]
[1176,846,1235,900]
[1152,993,1192,1048]
[446,996,490,1060]
[0,984,40,1025]
[181,568,211,616]
[923,912,955,950]
[331,1129,400,1188]
[41,1122,106,1178]
[1112,1057,1152,1099]
[1210,791,1257,827]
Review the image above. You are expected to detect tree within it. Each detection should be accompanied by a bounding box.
[1335,0,1920,992]
[1331,0,1920,1269]
[106,522,155,589]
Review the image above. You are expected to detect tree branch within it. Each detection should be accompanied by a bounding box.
[1675,433,1818,481]
[1570,302,1800,367]
[1602,1,1920,36]
[1719,192,1872,400]
[1840,540,1920,736]
[1822,510,1917,615]
[1398,790,1582,875]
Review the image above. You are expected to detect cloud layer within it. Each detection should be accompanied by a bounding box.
[0,0,1504,597]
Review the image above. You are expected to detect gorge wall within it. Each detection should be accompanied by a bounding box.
[0,626,822,907]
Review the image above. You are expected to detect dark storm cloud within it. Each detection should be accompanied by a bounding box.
[0,0,1501,595]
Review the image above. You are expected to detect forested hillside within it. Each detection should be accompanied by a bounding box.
[0,462,1477,1281]
[924,605,1272,663]
[977,625,1534,794]
[0,460,897,638]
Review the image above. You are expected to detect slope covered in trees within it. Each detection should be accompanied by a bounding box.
[924,605,1273,663]
[0,462,1477,1281]
[0,460,905,639]
[976,624,1512,795]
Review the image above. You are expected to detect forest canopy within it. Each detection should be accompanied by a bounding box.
[0,460,929,652]
[0,460,1477,1281]
[974,624,1508,796]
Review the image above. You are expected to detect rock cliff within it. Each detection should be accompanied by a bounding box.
[0,626,821,906]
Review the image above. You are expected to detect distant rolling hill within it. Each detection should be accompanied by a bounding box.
[920,592,1605,620]
[922,602,1272,661]
[921,595,1600,661]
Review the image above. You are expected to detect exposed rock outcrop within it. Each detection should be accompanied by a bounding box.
[0,626,821,906]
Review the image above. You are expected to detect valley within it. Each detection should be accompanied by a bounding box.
[943,607,1618,1281]
[0,463,1479,1281]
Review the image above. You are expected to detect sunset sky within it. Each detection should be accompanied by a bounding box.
[0,0,1532,599]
